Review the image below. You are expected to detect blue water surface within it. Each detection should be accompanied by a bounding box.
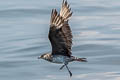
[0,0,120,80]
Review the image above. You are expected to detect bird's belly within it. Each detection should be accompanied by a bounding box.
[52,55,69,64]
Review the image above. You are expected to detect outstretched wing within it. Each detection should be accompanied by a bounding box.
[48,0,73,57]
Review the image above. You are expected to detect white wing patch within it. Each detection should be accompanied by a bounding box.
[50,9,64,29]
[50,0,72,29]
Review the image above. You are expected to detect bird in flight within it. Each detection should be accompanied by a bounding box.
[38,0,87,77]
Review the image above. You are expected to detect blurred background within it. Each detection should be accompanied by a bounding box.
[0,0,120,80]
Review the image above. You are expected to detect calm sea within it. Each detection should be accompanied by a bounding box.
[0,0,120,80]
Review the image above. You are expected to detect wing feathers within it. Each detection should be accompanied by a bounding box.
[50,9,64,29]
[49,0,73,57]
[50,0,72,28]
[60,0,72,21]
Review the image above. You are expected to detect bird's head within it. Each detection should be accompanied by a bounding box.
[38,53,51,60]
[38,54,45,59]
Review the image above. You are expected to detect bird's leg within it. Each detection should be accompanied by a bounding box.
[60,64,65,70]
[60,62,68,70]
[65,64,72,77]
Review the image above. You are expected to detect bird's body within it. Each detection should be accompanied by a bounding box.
[39,53,86,64]
[42,54,72,64]
[38,0,87,77]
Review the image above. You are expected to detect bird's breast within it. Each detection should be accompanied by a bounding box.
[52,55,70,64]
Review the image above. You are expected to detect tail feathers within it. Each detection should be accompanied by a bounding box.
[75,58,87,62]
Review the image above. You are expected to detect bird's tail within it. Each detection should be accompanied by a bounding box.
[71,56,87,62]
[74,58,87,62]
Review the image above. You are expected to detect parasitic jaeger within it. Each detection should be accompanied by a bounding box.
[38,0,87,77]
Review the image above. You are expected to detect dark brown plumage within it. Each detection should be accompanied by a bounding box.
[49,0,73,57]
[38,0,87,77]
